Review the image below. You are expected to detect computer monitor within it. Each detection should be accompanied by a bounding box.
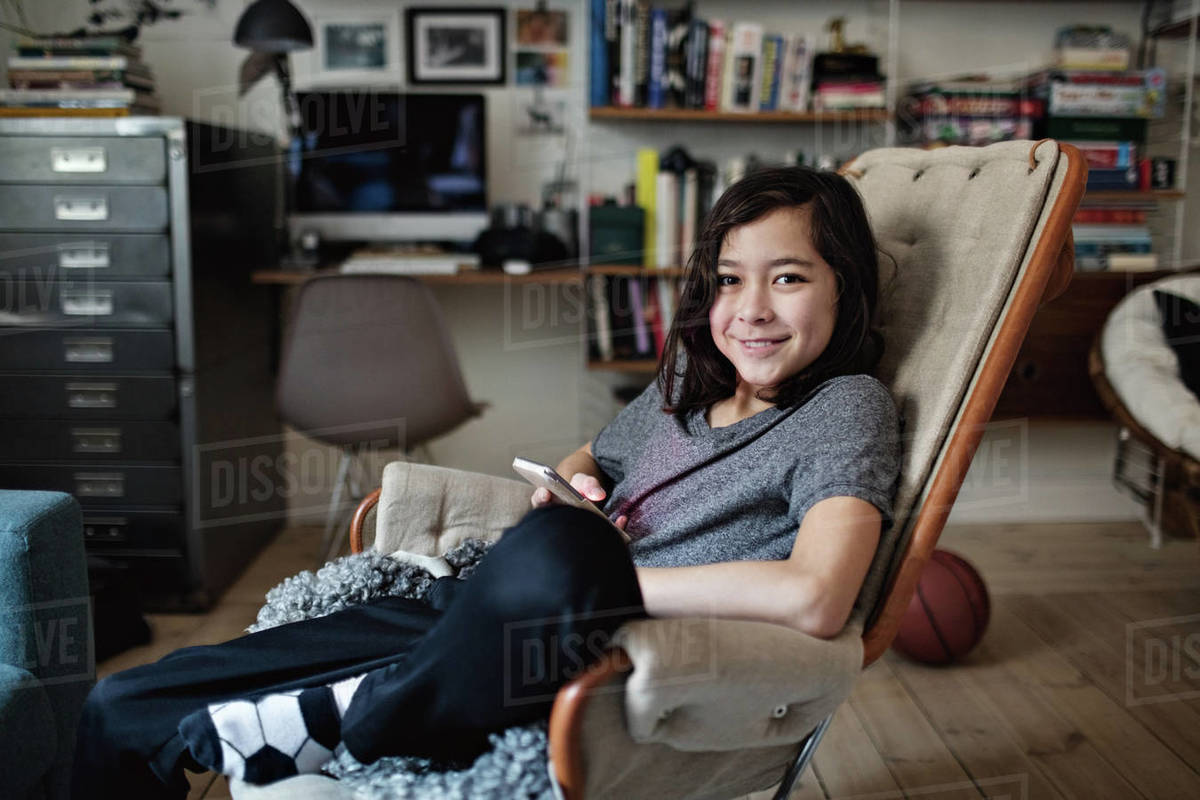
[287,90,488,244]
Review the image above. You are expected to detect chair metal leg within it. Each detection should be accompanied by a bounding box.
[772,714,833,800]
[1150,452,1166,549]
[318,449,353,568]
[1111,426,1167,548]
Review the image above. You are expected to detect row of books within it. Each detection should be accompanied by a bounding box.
[2,34,160,116]
[587,274,679,362]
[1072,223,1158,272]
[589,0,818,113]
[632,147,723,270]
[1060,59,1169,270]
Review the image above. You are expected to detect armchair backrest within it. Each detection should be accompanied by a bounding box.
[843,140,1086,663]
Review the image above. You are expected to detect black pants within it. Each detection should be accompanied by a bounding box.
[71,505,644,799]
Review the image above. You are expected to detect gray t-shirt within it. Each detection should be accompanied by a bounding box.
[592,374,901,569]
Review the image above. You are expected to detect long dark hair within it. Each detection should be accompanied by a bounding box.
[659,165,884,425]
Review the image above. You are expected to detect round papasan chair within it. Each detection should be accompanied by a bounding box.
[1089,273,1200,546]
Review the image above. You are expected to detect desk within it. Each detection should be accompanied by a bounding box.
[250,265,688,286]
[251,266,584,286]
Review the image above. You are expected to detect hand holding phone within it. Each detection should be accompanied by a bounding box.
[512,457,631,543]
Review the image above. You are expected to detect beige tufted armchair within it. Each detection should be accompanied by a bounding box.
[233,140,1086,799]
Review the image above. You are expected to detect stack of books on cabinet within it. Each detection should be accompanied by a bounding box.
[2,34,160,117]
[590,0,886,115]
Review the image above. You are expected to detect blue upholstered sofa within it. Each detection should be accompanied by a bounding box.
[0,491,93,799]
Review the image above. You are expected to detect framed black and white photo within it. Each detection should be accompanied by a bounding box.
[312,11,401,83]
[406,7,506,85]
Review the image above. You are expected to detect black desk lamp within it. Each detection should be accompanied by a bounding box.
[233,0,314,266]
[234,0,312,52]
[233,0,312,141]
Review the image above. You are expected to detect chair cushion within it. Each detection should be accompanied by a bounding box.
[1101,275,1200,459]
[1153,289,1200,400]
[616,618,862,751]
[374,461,531,555]
[843,140,1060,619]
[576,690,799,800]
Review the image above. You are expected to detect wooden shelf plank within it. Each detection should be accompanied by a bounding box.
[1070,269,1184,281]
[251,268,337,285]
[420,267,581,285]
[587,359,658,373]
[589,107,890,123]
[1082,189,1185,202]
[1152,17,1200,39]
[585,265,687,277]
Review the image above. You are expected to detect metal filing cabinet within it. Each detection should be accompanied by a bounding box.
[0,117,284,610]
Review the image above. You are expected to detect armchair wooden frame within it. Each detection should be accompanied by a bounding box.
[348,141,1087,800]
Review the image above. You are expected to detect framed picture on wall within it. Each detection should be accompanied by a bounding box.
[312,10,401,83]
[406,7,506,85]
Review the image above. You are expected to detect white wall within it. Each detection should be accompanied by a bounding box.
[2,0,1168,524]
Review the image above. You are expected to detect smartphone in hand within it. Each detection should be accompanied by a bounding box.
[512,457,631,543]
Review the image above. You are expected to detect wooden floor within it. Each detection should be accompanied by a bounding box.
[98,522,1200,800]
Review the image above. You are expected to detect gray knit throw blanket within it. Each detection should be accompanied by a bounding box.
[248,541,555,800]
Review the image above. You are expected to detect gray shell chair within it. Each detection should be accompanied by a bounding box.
[275,274,486,562]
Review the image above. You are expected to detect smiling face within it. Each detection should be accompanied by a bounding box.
[708,205,839,405]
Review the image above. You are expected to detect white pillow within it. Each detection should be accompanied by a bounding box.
[388,549,454,578]
[1100,275,1200,459]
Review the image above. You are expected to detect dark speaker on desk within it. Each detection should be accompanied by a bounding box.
[473,203,571,269]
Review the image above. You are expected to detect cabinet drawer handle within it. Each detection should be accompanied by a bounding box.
[54,195,108,221]
[66,381,117,409]
[61,289,113,316]
[83,516,128,542]
[58,242,110,269]
[51,146,107,173]
[71,427,121,454]
[63,336,114,363]
[75,472,124,498]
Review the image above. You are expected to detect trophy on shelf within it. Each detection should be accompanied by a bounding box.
[812,16,884,113]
